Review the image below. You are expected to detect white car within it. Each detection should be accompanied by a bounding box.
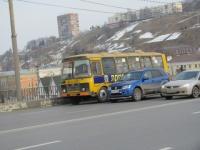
[161,70,200,99]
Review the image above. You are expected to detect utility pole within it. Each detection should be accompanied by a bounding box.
[8,0,22,101]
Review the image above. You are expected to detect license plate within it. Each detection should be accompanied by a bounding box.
[166,90,177,94]
[111,90,120,94]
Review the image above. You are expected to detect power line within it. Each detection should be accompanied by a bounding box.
[5,0,116,14]
[80,0,136,11]
[138,0,182,4]
[138,0,168,4]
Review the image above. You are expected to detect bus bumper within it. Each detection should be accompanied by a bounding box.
[61,91,96,97]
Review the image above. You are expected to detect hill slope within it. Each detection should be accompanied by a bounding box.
[1,11,200,71]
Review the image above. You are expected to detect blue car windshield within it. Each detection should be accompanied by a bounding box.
[175,71,199,80]
[122,71,143,81]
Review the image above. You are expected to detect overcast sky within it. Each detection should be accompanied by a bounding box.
[0,0,179,54]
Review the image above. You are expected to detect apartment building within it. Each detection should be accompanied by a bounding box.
[107,2,183,25]
[57,13,80,39]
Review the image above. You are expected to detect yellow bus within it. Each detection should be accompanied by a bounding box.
[61,51,169,104]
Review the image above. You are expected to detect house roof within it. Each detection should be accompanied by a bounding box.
[40,77,51,87]
[53,76,61,86]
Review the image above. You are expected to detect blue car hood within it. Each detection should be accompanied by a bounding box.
[111,80,140,87]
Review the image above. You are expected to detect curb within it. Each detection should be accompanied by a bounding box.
[0,98,70,112]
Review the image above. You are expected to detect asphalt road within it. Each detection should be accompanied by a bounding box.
[0,97,200,150]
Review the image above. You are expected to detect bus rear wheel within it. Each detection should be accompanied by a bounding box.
[98,87,108,103]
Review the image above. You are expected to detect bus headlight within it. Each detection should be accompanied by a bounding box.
[62,89,67,93]
[81,88,86,92]
[80,83,89,92]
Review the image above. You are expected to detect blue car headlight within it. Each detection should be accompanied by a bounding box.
[122,85,132,90]
[108,86,111,91]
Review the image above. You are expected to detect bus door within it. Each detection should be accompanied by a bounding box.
[91,61,104,84]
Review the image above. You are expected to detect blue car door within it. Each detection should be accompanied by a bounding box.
[151,70,167,92]
[141,70,154,94]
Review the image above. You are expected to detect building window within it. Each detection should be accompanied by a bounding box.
[195,64,198,68]
[188,64,191,68]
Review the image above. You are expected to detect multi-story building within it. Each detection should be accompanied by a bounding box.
[57,13,80,40]
[107,2,183,26]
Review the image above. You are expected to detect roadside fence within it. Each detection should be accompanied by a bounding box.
[0,86,61,103]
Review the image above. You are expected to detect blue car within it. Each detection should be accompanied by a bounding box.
[109,68,169,102]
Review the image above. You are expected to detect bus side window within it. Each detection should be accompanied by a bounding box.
[102,58,116,75]
[128,56,141,71]
[152,56,164,68]
[115,57,129,74]
[91,61,102,76]
[140,57,153,68]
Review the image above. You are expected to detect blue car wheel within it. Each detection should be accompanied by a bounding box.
[132,88,142,101]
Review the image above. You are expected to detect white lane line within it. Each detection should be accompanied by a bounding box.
[14,140,61,150]
[0,99,197,135]
[193,111,200,115]
[66,109,96,114]
[159,147,173,150]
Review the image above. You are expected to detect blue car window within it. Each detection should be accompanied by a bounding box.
[151,70,163,78]
[122,71,143,81]
[144,71,152,79]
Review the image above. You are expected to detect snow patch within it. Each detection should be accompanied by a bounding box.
[69,41,79,47]
[139,32,154,39]
[166,32,181,41]
[124,37,131,41]
[190,24,200,29]
[178,14,199,24]
[106,23,139,41]
[134,30,142,34]
[146,34,171,43]
[97,34,105,41]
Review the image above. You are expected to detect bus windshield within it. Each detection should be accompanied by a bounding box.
[62,59,91,79]
[74,60,91,78]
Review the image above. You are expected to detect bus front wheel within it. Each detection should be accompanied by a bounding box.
[98,87,108,103]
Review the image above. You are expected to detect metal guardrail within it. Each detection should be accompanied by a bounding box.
[0,86,61,103]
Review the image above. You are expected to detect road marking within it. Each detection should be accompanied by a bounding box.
[159,147,173,150]
[14,140,61,150]
[193,111,200,115]
[0,99,198,135]
[66,109,96,114]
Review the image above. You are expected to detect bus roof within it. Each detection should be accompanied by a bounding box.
[62,50,164,61]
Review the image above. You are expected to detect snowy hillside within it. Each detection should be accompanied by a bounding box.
[1,10,200,71]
